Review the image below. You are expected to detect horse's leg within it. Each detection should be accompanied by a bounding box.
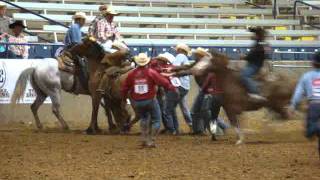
[31,94,47,130]
[50,89,69,130]
[102,98,117,132]
[87,93,102,134]
[226,110,244,145]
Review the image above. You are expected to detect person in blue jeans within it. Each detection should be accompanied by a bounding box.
[240,27,268,100]
[121,53,176,148]
[288,52,320,158]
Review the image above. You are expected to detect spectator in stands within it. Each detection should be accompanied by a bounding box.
[7,20,28,59]
[64,12,87,47]
[94,6,122,52]
[165,43,193,135]
[0,2,10,35]
[240,27,267,100]
[121,53,176,148]
[88,5,107,37]
[0,2,11,58]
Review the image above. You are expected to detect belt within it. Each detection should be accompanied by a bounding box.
[309,99,320,104]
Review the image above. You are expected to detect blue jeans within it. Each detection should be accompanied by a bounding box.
[165,87,190,133]
[179,88,192,127]
[201,94,229,131]
[306,103,320,139]
[240,63,260,94]
[132,99,161,132]
[191,90,205,133]
[157,88,168,129]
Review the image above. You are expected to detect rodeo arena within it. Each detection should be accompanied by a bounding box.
[1,0,320,179]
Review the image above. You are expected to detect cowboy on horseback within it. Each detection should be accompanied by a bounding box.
[240,27,269,101]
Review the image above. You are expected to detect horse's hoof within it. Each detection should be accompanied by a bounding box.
[63,126,70,131]
[211,134,217,141]
[86,128,97,135]
[36,124,44,130]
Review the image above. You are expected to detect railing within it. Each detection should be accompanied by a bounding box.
[0,0,69,43]
[293,0,320,30]
[0,42,318,61]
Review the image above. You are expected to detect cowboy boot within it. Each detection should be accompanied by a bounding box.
[146,128,159,148]
[140,120,149,147]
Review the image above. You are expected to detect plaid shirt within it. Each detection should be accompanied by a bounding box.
[95,18,121,43]
[88,15,103,37]
[8,34,28,59]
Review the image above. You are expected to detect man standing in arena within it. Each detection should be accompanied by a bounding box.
[64,12,87,47]
[165,43,193,134]
[288,52,320,157]
[121,53,176,148]
[93,6,122,52]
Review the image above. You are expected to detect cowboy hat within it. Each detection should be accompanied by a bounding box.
[0,2,6,8]
[9,20,26,29]
[156,52,175,63]
[72,12,87,20]
[192,47,210,57]
[99,5,108,12]
[102,6,119,16]
[174,43,191,56]
[134,53,150,66]
[112,40,129,50]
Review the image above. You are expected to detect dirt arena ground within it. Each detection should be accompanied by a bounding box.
[0,112,320,180]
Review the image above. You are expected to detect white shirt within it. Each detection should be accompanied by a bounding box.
[172,53,190,90]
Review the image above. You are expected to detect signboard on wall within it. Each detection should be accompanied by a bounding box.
[0,59,57,104]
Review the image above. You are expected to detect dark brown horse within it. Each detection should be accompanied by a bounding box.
[68,37,133,134]
[189,51,296,144]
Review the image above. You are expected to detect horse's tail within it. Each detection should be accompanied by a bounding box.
[11,67,35,104]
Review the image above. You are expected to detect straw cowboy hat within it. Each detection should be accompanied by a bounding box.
[99,5,108,12]
[102,6,119,16]
[9,20,27,29]
[192,47,210,57]
[134,53,151,66]
[72,12,87,20]
[174,43,191,56]
[0,2,7,8]
[156,52,175,63]
[112,40,129,50]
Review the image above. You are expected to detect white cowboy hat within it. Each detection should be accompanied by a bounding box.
[102,6,119,16]
[157,52,176,63]
[192,47,210,57]
[0,2,7,8]
[112,41,129,50]
[72,12,87,20]
[174,43,191,56]
[134,53,150,66]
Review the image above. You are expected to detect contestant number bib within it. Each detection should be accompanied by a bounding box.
[134,84,149,94]
[170,77,181,87]
[312,79,320,97]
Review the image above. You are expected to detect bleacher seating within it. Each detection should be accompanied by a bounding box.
[7,2,272,18]
[1,0,319,60]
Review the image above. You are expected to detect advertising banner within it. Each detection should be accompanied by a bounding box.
[0,59,57,104]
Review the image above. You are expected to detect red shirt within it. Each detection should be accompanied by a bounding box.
[149,59,171,73]
[202,73,223,95]
[121,66,176,100]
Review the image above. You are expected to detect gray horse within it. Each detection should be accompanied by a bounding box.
[10,57,115,131]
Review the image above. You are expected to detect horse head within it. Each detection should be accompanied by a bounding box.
[191,50,229,76]
[68,36,105,63]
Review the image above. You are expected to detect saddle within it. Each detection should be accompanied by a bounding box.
[57,51,90,93]
[57,51,76,73]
